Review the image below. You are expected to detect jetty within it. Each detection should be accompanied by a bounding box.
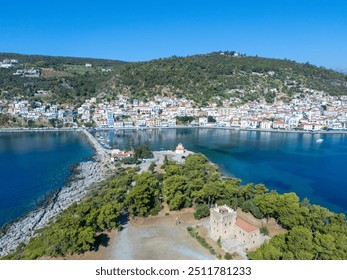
[81,129,109,159]
[0,129,113,257]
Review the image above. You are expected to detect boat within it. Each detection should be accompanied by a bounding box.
[316,138,324,143]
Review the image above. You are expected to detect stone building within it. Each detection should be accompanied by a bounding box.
[210,205,260,251]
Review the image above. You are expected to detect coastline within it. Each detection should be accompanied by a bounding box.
[1,127,346,257]
[2,126,347,135]
[0,128,80,133]
[0,129,114,258]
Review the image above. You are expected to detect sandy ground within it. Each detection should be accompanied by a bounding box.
[69,206,214,260]
[106,206,214,260]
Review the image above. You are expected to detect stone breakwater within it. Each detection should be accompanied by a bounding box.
[0,130,112,257]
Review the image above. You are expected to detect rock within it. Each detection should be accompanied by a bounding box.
[0,134,113,257]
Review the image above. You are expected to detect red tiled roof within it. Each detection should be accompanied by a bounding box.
[112,153,127,158]
[235,218,258,233]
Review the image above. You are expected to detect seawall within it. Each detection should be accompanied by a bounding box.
[1,126,347,135]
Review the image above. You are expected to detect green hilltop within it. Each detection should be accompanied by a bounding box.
[1,51,346,105]
[0,52,126,105]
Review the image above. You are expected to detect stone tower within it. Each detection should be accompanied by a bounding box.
[210,205,236,241]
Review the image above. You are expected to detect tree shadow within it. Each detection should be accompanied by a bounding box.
[94,233,110,251]
[93,213,129,251]
[117,213,129,232]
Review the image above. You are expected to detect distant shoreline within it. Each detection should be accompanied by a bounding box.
[0,127,80,133]
[1,126,347,134]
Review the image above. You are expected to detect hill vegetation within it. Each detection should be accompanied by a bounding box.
[3,153,346,260]
[1,52,346,106]
[0,53,126,104]
[110,52,347,105]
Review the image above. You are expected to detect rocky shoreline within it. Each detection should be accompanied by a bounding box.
[0,130,113,258]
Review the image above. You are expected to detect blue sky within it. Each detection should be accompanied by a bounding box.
[1,0,346,69]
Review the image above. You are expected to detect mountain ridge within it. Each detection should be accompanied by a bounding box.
[1,51,346,105]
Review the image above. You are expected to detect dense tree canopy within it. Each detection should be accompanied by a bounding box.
[134,144,154,160]
[3,153,347,260]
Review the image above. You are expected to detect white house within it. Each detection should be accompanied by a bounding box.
[260,120,272,129]
[198,117,208,126]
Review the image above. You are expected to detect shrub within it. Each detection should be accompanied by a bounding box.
[224,253,233,260]
[217,237,222,248]
[260,226,269,236]
[187,227,216,256]
[194,204,210,220]
[242,199,263,219]
[150,208,159,216]
[215,199,231,207]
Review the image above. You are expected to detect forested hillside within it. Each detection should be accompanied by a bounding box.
[1,52,347,106]
[0,53,126,104]
[110,52,347,105]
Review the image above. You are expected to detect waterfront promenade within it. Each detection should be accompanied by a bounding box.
[2,126,347,134]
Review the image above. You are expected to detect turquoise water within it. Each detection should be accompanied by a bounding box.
[0,132,94,227]
[95,128,347,215]
[1,128,346,228]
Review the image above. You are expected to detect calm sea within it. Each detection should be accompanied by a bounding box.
[1,129,346,228]
[95,128,347,215]
[0,132,94,228]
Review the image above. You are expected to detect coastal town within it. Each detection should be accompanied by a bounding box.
[1,57,347,131]
[1,90,347,131]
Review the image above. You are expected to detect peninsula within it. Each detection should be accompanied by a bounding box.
[1,135,347,260]
[0,129,113,257]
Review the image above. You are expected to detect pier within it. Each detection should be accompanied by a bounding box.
[80,129,109,159]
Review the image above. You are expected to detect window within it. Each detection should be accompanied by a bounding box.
[253,241,255,244]
[225,231,226,234]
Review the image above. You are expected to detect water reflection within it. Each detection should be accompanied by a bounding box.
[93,128,347,215]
